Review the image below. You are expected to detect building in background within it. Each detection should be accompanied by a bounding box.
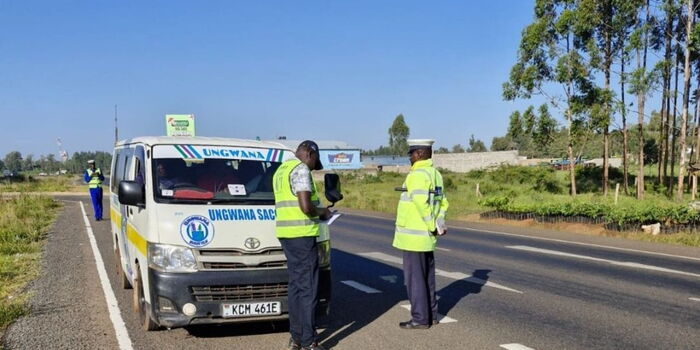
[271,140,363,170]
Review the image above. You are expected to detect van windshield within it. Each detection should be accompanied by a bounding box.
[153,158,281,204]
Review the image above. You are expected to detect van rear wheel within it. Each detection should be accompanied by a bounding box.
[133,266,159,331]
[114,244,131,289]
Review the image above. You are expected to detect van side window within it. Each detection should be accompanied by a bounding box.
[123,153,132,181]
[113,148,131,190]
[134,146,145,186]
[111,152,121,193]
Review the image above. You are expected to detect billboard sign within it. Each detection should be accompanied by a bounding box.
[320,150,362,170]
[166,114,195,137]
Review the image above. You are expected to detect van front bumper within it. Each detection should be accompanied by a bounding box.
[147,267,331,328]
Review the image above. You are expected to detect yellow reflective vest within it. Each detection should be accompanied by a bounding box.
[393,159,449,252]
[273,159,321,239]
[86,168,103,189]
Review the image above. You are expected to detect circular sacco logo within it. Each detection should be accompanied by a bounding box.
[180,215,215,247]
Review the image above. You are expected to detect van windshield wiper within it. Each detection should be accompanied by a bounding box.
[160,198,210,204]
[208,198,274,204]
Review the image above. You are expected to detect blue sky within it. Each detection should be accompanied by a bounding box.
[1,1,544,157]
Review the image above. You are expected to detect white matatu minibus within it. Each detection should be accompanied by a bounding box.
[110,136,340,330]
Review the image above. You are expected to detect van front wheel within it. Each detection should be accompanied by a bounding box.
[133,266,159,331]
[114,245,131,290]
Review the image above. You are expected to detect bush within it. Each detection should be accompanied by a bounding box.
[443,177,457,191]
[479,196,510,210]
[576,166,625,193]
[485,165,562,194]
[465,169,486,179]
[479,193,700,228]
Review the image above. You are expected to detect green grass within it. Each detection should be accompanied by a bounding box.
[330,165,700,247]
[0,175,83,193]
[0,195,59,333]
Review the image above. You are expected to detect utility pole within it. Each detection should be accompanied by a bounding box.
[114,104,118,145]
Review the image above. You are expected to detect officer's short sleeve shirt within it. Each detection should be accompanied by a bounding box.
[289,162,313,194]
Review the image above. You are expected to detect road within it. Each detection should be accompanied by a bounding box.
[3,196,700,349]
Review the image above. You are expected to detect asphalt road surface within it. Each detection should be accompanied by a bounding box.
[3,196,700,349]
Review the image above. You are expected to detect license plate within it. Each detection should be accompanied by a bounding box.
[222,302,281,318]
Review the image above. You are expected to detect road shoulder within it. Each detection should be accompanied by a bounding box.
[3,201,119,350]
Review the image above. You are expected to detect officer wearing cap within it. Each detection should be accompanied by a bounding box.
[394,139,449,329]
[273,140,331,350]
[84,159,105,221]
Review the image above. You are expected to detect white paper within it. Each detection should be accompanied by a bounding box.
[436,225,446,236]
[326,213,342,225]
[228,184,247,196]
[161,189,174,197]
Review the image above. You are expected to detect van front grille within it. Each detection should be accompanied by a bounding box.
[198,248,284,256]
[191,283,288,302]
[202,261,287,270]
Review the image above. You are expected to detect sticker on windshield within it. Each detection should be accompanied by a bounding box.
[228,184,247,196]
[180,215,215,247]
[162,189,174,197]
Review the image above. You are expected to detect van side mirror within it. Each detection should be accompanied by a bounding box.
[118,181,145,208]
[324,173,343,207]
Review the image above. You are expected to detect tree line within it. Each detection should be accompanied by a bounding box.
[1,151,112,175]
[363,114,488,156]
[504,0,700,200]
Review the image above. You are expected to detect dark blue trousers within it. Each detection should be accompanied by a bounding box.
[89,187,103,220]
[403,250,437,325]
[280,237,319,347]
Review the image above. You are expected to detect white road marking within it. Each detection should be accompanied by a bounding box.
[690,297,700,302]
[321,321,355,343]
[436,247,451,252]
[362,251,403,264]
[506,245,700,279]
[500,344,536,350]
[360,252,523,294]
[340,280,382,294]
[380,275,398,284]
[79,202,133,350]
[463,225,700,262]
[345,212,700,262]
[400,304,457,323]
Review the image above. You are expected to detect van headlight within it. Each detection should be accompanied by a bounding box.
[317,240,331,268]
[148,243,198,273]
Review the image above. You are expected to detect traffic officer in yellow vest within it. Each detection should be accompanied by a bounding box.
[84,160,105,221]
[394,139,449,329]
[273,140,331,350]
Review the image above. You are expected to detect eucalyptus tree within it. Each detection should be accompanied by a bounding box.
[614,0,643,194]
[669,33,683,194]
[628,0,656,199]
[504,0,597,196]
[576,0,615,195]
[388,114,410,155]
[677,0,696,199]
[507,110,523,140]
[692,7,700,198]
[656,0,678,187]
[534,104,559,149]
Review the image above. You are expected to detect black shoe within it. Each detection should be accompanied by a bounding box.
[399,320,430,329]
[288,337,301,350]
[301,342,327,350]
